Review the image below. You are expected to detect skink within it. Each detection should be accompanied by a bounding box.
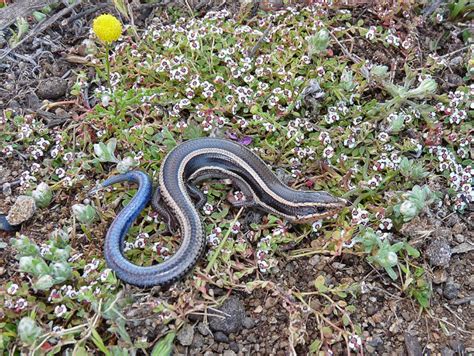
[92,138,348,287]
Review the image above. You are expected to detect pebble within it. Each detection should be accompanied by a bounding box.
[229,341,239,353]
[404,333,423,356]
[214,331,229,343]
[443,280,460,300]
[197,322,210,336]
[177,324,194,346]
[223,350,237,356]
[454,234,465,243]
[2,183,12,196]
[37,77,68,100]
[332,262,346,270]
[191,333,204,349]
[209,296,246,334]
[242,317,255,329]
[426,239,452,267]
[444,73,463,87]
[7,195,36,226]
[308,255,320,266]
[366,304,378,316]
[433,269,448,284]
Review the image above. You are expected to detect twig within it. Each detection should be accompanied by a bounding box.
[450,295,474,306]
[0,0,60,31]
[0,0,82,61]
[67,3,109,24]
[438,45,472,58]
[247,23,273,58]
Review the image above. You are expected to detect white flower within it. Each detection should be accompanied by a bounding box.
[54,305,67,317]
[312,220,323,232]
[7,283,19,295]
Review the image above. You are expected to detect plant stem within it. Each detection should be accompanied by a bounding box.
[105,43,111,89]
[104,43,118,117]
[205,207,244,274]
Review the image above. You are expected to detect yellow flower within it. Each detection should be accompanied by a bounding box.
[92,14,122,43]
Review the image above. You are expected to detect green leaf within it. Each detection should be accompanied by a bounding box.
[183,124,204,140]
[309,338,321,353]
[112,0,129,19]
[73,346,90,356]
[384,266,398,280]
[314,275,328,293]
[404,243,420,258]
[151,332,175,356]
[91,329,111,356]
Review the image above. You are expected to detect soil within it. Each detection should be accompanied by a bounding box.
[0,1,472,355]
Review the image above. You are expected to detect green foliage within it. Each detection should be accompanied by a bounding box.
[393,185,437,222]
[308,28,330,56]
[151,332,175,356]
[354,227,420,281]
[94,138,119,163]
[399,157,429,181]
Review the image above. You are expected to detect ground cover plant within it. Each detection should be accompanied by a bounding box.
[0,1,472,354]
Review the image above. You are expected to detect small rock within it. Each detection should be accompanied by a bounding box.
[443,280,460,300]
[214,331,229,343]
[197,322,210,336]
[404,333,423,356]
[426,239,451,267]
[242,317,255,329]
[433,269,448,284]
[191,333,204,349]
[308,255,320,266]
[247,334,257,343]
[454,234,465,243]
[37,77,68,100]
[209,296,246,334]
[332,262,346,270]
[229,341,239,353]
[444,73,463,87]
[177,324,194,346]
[451,242,474,255]
[7,195,36,225]
[367,335,383,349]
[0,267,4,276]
[264,297,278,309]
[366,304,378,316]
[223,350,236,356]
[2,183,12,196]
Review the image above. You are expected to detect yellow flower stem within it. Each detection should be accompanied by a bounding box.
[104,42,118,117]
[104,42,111,89]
